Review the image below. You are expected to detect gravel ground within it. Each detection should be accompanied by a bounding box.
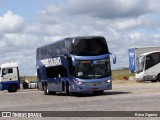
[0,80,160,120]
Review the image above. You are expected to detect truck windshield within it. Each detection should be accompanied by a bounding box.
[75,58,111,79]
[136,56,145,73]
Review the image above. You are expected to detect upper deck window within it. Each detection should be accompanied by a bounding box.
[72,37,109,56]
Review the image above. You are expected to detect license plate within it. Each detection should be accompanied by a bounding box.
[92,88,99,91]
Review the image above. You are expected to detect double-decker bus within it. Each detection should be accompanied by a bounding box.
[36,36,116,95]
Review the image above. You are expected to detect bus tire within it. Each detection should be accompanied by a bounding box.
[157,74,160,82]
[65,84,70,96]
[44,85,50,95]
[8,84,18,92]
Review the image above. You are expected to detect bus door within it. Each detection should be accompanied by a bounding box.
[48,77,59,91]
[56,74,63,91]
[56,66,68,91]
[46,66,59,91]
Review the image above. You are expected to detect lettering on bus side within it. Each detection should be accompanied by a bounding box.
[41,57,62,67]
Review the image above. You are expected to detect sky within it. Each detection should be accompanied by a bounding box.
[0,0,160,76]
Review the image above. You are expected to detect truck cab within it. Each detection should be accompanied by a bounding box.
[0,62,20,92]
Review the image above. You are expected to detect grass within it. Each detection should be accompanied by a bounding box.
[20,70,134,81]
[112,70,135,80]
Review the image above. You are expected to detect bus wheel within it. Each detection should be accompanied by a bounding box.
[8,84,18,92]
[157,74,160,82]
[44,85,49,95]
[65,84,70,96]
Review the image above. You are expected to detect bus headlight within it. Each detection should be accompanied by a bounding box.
[106,80,111,83]
[77,81,85,85]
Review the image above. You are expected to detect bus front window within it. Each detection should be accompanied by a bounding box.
[136,56,145,73]
[72,37,109,56]
[75,58,111,79]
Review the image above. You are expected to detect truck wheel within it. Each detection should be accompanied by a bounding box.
[157,74,160,82]
[8,84,18,92]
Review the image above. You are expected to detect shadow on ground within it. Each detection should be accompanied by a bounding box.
[55,91,131,97]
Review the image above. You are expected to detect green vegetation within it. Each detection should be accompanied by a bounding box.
[20,70,134,81]
[112,70,135,80]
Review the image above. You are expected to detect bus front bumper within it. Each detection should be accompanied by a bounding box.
[70,80,112,92]
[136,73,157,81]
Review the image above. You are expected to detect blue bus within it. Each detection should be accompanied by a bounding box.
[36,36,116,95]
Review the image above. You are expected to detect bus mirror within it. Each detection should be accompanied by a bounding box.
[71,55,76,66]
[139,57,143,63]
[110,53,116,64]
[133,58,136,66]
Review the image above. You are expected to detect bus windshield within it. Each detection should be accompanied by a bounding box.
[72,37,109,56]
[75,58,111,79]
[145,52,160,70]
[136,56,145,73]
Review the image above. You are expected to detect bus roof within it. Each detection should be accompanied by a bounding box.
[129,46,160,49]
[37,36,105,49]
[140,51,160,56]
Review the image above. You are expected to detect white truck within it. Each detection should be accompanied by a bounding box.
[0,62,20,92]
[128,46,160,82]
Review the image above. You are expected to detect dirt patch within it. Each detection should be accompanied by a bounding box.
[113,79,151,85]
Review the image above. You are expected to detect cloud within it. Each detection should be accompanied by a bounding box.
[0,11,24,33]
[39,0,160,19]
[112,16,150,30]
[0,0,160,75]
[33,0,160,70]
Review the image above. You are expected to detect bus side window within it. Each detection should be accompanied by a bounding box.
[46,66,58,78]
[46,66,67,78]
[51,44,57,57]
[59,66,67,77]
[65,39,72,54]
[55,43,60,56]
[60,41,65,55]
